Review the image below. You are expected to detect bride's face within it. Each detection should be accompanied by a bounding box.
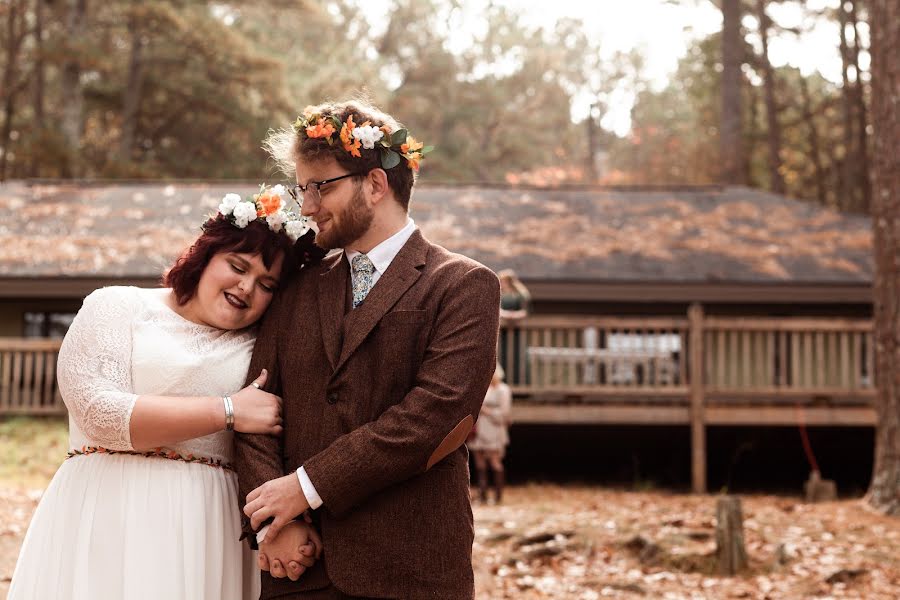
[188,250,284,330]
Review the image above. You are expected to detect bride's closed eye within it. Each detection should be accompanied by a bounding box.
[230,263,275,293]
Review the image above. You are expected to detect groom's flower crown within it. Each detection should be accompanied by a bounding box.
[292,107,434,172]
[216,184,310,242]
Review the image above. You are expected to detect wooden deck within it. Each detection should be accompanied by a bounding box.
[0,306,876,492]
[497,307,875,492]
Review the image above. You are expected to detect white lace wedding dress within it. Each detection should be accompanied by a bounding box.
[9,286,261,600]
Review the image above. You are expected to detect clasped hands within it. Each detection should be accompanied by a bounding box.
[245,473,319,581]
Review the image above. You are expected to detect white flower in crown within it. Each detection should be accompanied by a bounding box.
[266,210,287,232]
[231,201,257,228]
[269,184,288,202]
[352,125,384,149]
[218,193,242,216]
[285,219,309,242]
[216,184,310,240]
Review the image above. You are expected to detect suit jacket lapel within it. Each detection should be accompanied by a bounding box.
[335,230,428,374]
[317,252,348,371]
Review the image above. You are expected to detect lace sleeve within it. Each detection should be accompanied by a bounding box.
[57,286,139,451]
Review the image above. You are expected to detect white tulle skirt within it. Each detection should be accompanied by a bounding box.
[8,453,260,600]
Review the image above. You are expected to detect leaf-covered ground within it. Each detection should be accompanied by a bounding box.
[3,482,898,599]
[472,485,900,599]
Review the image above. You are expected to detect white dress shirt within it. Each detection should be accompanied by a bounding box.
[258,218,416,543]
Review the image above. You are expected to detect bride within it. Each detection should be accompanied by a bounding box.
[9,187,323,599]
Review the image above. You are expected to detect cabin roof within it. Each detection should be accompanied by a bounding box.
[0,181,873,285]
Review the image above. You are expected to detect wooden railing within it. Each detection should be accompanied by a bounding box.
[703,318,874,398]
[0,338,64,414]
[500,317,689,396]
[0,314,877,416]
[500,314,875,403]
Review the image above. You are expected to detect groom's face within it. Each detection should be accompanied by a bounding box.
[296,157,374,250]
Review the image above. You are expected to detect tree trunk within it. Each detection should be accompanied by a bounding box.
[60,0,88,176]
[746,77,760,188]
[1,92,13,182]
[824,131,842,211]
[848,0,872,214]
[720,0,744,185]
[838,4,859,211]
[865,0,900,517]
[117,5,146,164]
[584,102,596,183]
[756,0,785,194]
[0,0,24,181]
[29,0,46,177]
[799,76,827,205]
[715,496,749,575]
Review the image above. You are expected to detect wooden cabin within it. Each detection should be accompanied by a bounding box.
[0,181,875,491]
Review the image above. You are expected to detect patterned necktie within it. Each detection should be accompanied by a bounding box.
[351,254,375,308]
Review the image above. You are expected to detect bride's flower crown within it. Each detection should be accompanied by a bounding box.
[216,184,310,241]
[292,107,434,172]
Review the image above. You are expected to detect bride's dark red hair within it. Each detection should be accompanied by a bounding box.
[164,215,301,305]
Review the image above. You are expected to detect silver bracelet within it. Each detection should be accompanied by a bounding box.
[223,396,235,431]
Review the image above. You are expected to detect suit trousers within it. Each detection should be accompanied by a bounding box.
[293,585,381,600]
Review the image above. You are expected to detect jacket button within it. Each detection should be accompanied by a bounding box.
[327,393,338,405]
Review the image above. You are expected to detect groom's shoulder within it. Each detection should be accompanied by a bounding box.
[422,236,495,280]
[419,239,499,301]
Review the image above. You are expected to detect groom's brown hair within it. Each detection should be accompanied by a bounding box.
[266,100,417,211]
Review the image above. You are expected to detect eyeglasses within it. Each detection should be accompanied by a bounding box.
[287,172,362,205]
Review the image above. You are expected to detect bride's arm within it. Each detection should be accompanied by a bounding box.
[128,395,226,450]
[57,287,280,452]
[129,370,280,450]
[57,287,142,451]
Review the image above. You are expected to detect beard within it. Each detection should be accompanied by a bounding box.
[315,184,375,250]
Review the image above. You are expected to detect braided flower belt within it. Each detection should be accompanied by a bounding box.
[66,446,233,471]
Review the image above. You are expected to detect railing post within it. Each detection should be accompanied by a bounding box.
[689,303,707,494]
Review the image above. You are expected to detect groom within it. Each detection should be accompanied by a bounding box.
[235,100,500,600]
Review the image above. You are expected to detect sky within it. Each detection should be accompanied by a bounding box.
[357,0,860,136]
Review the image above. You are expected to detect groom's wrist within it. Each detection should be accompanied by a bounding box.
[297,467,324,509]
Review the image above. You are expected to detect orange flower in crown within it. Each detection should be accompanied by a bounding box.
[340,115,362,157]
[292,110,433,171]
[401,136,425,171]
[305,118,335,139]
[400,136,423,155]
[256,190,283,217]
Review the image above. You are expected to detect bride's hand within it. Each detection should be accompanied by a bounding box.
[230,369,283,435]
[259,521,321,581]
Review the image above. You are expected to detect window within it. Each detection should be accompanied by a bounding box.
[24,312,76,339]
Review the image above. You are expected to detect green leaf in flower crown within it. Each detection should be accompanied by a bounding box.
[421,145,434,154]
[330,115,342,131]
[381,149,402,169]
[391,129,408,145]
[380,138,392,148]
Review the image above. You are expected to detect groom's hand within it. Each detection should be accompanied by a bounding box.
[245,473,310,539]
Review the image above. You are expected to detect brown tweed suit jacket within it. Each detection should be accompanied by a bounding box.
[235,230,500,600]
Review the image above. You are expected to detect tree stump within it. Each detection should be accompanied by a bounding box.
[804,470,837,503]
[716,496,748,575]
